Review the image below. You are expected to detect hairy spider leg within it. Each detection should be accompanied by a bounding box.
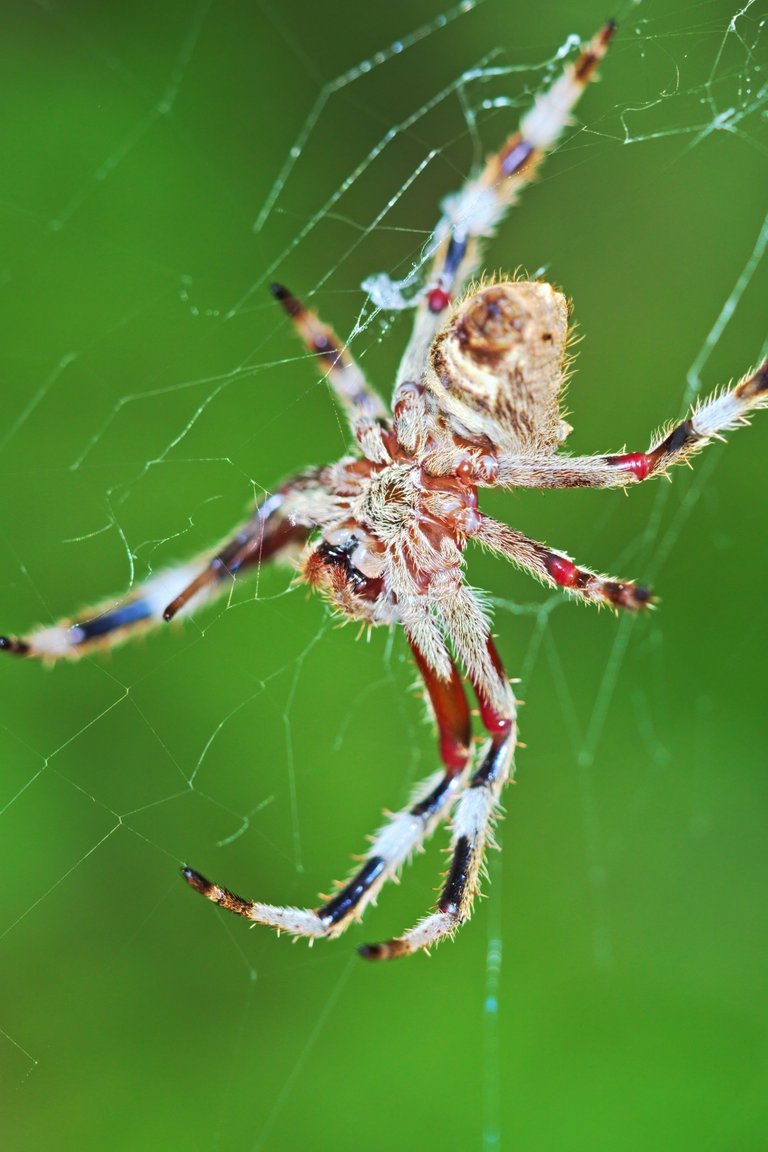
[0,473,326,661]
[493,359,768,490]
[270,283,389,424]
[396,21,615,387]
[351,360,768,957]
[161,482,314,622]
[183,639,478,939]
[475,514,653,611]
[360,637,517,959]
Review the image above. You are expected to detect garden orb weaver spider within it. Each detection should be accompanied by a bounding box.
[2,22,766,960]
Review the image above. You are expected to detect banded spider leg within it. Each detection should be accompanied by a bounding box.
[492,360,768,491]
[183,634,473,942]
[8,19,762,963]
[183,626,515,956]
[392,20,615,384]
[0,253,388,665]
[0,475,324,661]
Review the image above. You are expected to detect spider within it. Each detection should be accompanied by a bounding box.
[3,22,766,960]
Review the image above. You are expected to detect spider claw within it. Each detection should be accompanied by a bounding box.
[269,282,300,313]
[358,925,441,960]
[357,944,381,960]
[357,938,410,961]
[181,866,209,895]
[0,635,30,656]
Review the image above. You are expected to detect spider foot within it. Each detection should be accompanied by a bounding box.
[358,911,459,961]
[357,941,406,961]
[181,866,255,916]
[602,582,655,611]
[181,866,330,939]
[0,635,30,656]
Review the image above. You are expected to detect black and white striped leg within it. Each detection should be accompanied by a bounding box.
[0,473,322,663]
[495,358,768,490]
[183,643,476,942]
[360,636,517,960]
[474,514,654,612]
[359,729,515,960]
[182,766,467,942]
[391,21,615,386]
[271,283,389,425]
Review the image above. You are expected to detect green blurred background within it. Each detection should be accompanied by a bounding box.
[1,1,766,1148]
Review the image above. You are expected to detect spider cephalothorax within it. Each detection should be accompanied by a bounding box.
[303,279,571,669]
[2,22,766,959]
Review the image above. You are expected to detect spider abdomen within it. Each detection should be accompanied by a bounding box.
[429,280,569,454]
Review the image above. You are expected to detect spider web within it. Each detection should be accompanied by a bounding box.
[1,1,767,1148]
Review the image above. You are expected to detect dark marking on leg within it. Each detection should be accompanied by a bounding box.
[411,774,455,819]
[471,733,511,789]
[737,358,768,398]
[427,236,469,313]
[164,493,311,621]
[438,835,472,915]
[70,598,154,643]
[602,580,654,610]
[269,282,303,317]
[357,938,411,961]
[270,282,350,365]
[652,418,700,458]
[0,636,30,656]
[500,135,536,176]
[318,857,386,926]
[542,549,653,611]
[442,234,468,284]
[575,20,616,82]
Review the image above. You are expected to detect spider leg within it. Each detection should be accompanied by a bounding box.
[494,359,768,490]
[271,283,389,426]
[182,634,474,941]
[394,21,615,387]
[360,626,517,961]
[0,470,328,662]
[474,513,653,611]
[362,353,767,957]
